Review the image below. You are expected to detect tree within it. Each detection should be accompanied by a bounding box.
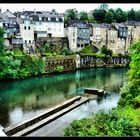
[88,14,95,23]
[114,8,128,23]
[93,9,106,23]
[99,3,109,11]
[127,8,136,21]
[79,11,88,22]
[0,27,5,55]
[135,10,140,21]
[104,11,114,23]
[65,8,78,22]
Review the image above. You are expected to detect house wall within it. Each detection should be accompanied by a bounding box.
[66,27,77,52]
[91,27,107,49]
[47,22,65,37]
[20,20,35,47]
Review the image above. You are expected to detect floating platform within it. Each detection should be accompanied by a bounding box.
[84,88,105,96]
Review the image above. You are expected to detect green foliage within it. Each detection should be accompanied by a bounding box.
[13,48,23,56]
[128,8,136,21]
[65,8,78,22]
[43,43,51,53]
[93,9,106,23]
[0,55,21,79]
[114,8,128,23]
[64,110,136,136]
[54,65,64,72]
[79,45,93,55]
[61,47,72,56]
[132,95,140,108]
[0,27,5,55]
[79,11,88,22]
[101,46,113,56]
[88,14,95,23]
[104,11,114,23]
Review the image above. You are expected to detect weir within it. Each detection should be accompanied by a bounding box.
[4,96,89,136]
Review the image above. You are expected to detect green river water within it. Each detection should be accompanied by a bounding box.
[0,67,128,128]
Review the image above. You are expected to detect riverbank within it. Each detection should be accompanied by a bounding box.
[0,54,130,81]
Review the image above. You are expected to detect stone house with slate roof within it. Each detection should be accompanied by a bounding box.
[66,21,91,52]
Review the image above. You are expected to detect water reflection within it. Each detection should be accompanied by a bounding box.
[0,67,128,127]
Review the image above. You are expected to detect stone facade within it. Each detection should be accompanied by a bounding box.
[66,22,91,52]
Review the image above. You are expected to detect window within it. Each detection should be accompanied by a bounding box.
[24,26,26,30]
[73,32,75,37]
[73,39,75,42]
[48,28,51,31]
[28,26,30,30]
[29,40,31,43]
[77,44,80,47]
[25,40,27,44]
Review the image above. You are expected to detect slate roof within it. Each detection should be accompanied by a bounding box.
[67,20,90,28]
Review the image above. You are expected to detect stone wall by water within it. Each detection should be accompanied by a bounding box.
[76,55,130,69]
[43,55,130,74]
[44,56,76,73]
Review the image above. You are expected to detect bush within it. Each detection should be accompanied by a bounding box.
[79,45,93,55]
[64,110,136,136]
[132,95,140,108]
[54,65,64,72]
[101,46,113,56]
[61,47,72,55]
[13,48,23,56]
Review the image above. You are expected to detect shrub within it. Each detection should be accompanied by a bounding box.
[13,48,23,56]
[54,65,64,72]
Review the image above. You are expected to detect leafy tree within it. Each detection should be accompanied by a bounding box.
[0,55,21,79]
[135,10,140,21]
[104,11,114,23]
[0,27,5,55]
[79,11,88,22]
[65,8,78,22]
[93,9,106,23]
[88,14,95,23]
[108,8,115,15]
[127,8,136,21]
[114,8,128,23]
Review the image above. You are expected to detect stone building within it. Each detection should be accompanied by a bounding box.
[66,21,91,52]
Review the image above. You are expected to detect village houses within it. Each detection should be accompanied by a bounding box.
[0,9,140,55]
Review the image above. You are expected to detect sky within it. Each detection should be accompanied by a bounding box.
[0,3,140,13]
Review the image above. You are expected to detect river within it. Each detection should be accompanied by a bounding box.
[0,67,128,128]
